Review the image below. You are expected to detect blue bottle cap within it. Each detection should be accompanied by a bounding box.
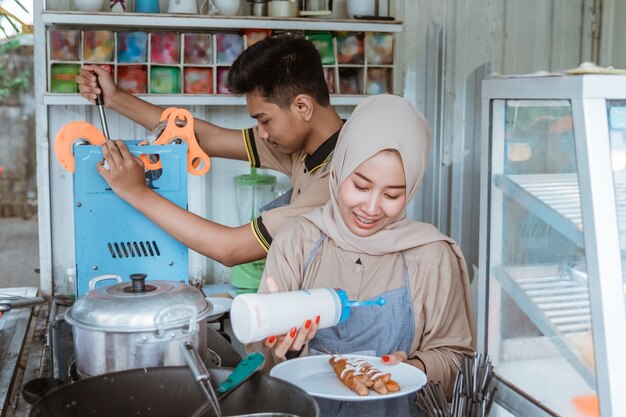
[334,288,386,324]
[335,288,352,323]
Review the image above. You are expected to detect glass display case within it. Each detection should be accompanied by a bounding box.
[478,75,626,417]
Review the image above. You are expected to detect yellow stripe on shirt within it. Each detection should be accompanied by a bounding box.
[308,151,333,174]
[242,129,256,167]
[251,220,270,252]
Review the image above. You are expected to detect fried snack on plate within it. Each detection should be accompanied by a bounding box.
[358,359,401,394]
[328,354,400,395]
[328,354,373,396]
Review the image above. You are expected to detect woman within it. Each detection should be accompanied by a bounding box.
[254,94,475,416]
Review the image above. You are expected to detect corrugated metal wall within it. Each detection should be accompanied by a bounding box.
[399,0,594,279]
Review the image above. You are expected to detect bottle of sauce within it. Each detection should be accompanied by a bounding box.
[230,288,385,343]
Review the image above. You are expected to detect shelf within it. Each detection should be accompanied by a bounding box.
[41,11,403,32]
[493,264,595,387]
[496,173,584,247]
[43,93,369,106]
[496,173,626,249]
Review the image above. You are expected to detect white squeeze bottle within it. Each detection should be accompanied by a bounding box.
[230,288,385,343]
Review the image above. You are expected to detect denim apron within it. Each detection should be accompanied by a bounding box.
[304,234,423,417]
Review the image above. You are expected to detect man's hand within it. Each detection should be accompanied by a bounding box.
[97,140,150,202]
[76,64,118,106]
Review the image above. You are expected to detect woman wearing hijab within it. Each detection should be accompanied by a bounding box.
[254,94,475,416]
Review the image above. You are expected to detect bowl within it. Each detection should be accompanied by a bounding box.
[268,0,298,17]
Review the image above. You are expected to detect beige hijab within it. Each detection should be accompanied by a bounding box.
[305,94,449,255]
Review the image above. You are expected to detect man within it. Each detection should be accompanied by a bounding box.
[76,35,344,267]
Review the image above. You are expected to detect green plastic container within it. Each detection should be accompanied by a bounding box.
[231,169,279,292]
[150,66,181,94]
[50,64,81,93]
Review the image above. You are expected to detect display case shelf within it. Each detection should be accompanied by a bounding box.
[41,11,403,32]
[494,264,594,387]
[496,173,584,247]
[496,173,626,250]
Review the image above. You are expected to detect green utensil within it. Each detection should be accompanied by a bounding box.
[216,352,265,399]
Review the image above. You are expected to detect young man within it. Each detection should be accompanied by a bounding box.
[75,35,344,267]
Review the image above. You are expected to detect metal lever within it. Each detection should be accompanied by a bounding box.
[94,76,110,141]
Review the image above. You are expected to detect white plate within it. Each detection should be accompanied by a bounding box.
[206,297,233,321]
[270,354,426,401]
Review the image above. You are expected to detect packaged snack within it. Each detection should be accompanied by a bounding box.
[50,64,81,93]
[117,32,148,63]
[365,32,393,65]
[150,33,180,64]
[243,29,272,47]
[336,31,364,65]
[117,65,147,94]
[184,33,212,64]
[216,33,244,64]
[49,29,81,61]
[184,67,213,94]
[306,31,335,65]
[338,67,362,94]
[366,68,390,94]
[83,30,114,62]
[150,66,181,94]
[324,67,336,94]
[216,67,230,94]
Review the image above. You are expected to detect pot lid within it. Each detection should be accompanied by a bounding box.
[66,273,212,332]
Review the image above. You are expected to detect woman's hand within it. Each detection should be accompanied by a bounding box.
[97,140,150,202]
[382,351,426,373]
[262,277,321,360]
[76,64,118,106]
[381,351,408,365]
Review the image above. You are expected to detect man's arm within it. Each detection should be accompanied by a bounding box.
[76,64,249,161]
[98,140,267,266]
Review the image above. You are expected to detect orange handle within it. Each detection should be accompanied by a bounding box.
[140,155,162,170]
[54,121,107,173]
[154,108,211,176]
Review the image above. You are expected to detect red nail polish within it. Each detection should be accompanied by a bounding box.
[267,335,276,344]
[289,327,297,338]
[315,315,320,324]
[382,355,390,363]
[305,320,312,329]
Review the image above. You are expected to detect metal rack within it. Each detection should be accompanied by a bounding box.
[493,265,594,386]
[496,173,626,249]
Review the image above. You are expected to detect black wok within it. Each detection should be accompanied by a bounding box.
[29,366,319,417]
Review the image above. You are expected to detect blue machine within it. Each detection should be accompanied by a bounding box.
[72,141,189,296]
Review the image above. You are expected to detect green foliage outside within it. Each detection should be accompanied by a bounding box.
[0,36,31,102]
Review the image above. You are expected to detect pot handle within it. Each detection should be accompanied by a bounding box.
[155,305,198,338]
[88,274,123,290]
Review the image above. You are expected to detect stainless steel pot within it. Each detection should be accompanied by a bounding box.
[65,273,212,377]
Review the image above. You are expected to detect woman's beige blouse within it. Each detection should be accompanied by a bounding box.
[256,217,475,393]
